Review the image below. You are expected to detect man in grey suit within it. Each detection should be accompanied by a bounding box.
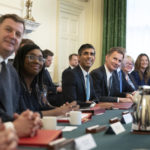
[90,47,134,102]
[0,14,41,138]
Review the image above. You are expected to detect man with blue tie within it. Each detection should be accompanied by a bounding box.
[62,44,98,107]
[91,47,134,102]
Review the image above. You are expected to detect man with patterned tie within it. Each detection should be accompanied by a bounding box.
[62,44,98,107]
[91,47,134,102]
[0,14,41,138]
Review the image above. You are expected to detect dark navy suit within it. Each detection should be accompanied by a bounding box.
[90,65,134,102]
[131,70,150,86]
[43,69,64,106]
[62,65,98,106]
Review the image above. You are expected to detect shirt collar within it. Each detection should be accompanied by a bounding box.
[0,56,8,64]
[104,64,112,78]
[117,67,121,73]
[70,65,74,69]
[79,65,89,77]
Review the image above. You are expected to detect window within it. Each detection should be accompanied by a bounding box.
[126,0,150,60]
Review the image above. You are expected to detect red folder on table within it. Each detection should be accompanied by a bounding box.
[57,113,92,123]
[97,102,133,110]
[80,107,105,115]
[112,102,133,110]
[19,130,62,147]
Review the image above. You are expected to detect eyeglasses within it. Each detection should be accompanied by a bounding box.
[125,62,133,66]
[26,55,45,63]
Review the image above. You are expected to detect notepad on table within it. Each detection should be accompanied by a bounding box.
[19,129,62,147]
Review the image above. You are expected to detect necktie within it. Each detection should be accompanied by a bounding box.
[108,75,112,96]
[0,61,5,72]
[0,61,14,116]
[118,71,122,93]
[1,61,6,73]
[86,74,90,101]
[127,75,135,90]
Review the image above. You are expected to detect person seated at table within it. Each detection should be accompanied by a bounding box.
[42,49,64,106]
[13,44,78,116]
[62,53,78,74]
[122,55,138,90]
[131,53,150,86]
[90,47,134,103]
[0,122,18,150]
[62,43,114,109]
[0,13,42,138]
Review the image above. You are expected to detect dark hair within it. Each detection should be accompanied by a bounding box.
[0,14,25,31]
[107,47,125,58]
[13,44,49,106]
[134,53,150,83]
[69,53,78,60]
[20,38,34,48]
[42,49,54,59]
[78,44,95,55]
[13,44,41,77]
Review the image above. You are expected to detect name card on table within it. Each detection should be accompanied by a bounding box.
[121,113,133,124]
[109,117,120,124]
[86,125,107,133]
[75,134,96,150]
[106,122,125,135]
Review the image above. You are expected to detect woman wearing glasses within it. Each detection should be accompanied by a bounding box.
[13,44,78,116]
[131,53,150,86]
[121,55,138,90]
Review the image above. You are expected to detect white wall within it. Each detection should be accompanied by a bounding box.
[0,0,103,82]
[24,0,57,78]
[83,0,103,71]
[0,0,23,15]
[0,0,58,78]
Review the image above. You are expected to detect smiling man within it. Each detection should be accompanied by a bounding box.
[0,14,41,138]
[91,47,134,103]
[62,44,98,107]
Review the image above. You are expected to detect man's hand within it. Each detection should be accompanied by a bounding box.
[126,93,134,101]
[52,101,80,116]
[13,110,42,138]
[98,102,114,109]
[119,97,133,103]
[56,86,62,93]
[0,123,18,150]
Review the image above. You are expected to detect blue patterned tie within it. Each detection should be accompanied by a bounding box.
[86,74,90,101]
[118,71,122,93]
[108,75,112,96]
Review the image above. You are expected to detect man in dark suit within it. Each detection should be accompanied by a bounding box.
[0,14,41,138]
[91,47,134,103]
[62,53,78,82]
[62,44,98,107]
[63,53,78,71]
[43,49,63,106]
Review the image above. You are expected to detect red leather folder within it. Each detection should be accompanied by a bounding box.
[57,113,92,123]
[80,107,105,115]
[19,130,62,147]
[112,102,133,110]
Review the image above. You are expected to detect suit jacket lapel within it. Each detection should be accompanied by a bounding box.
[101,66,108,94]
[76,66,86,95]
